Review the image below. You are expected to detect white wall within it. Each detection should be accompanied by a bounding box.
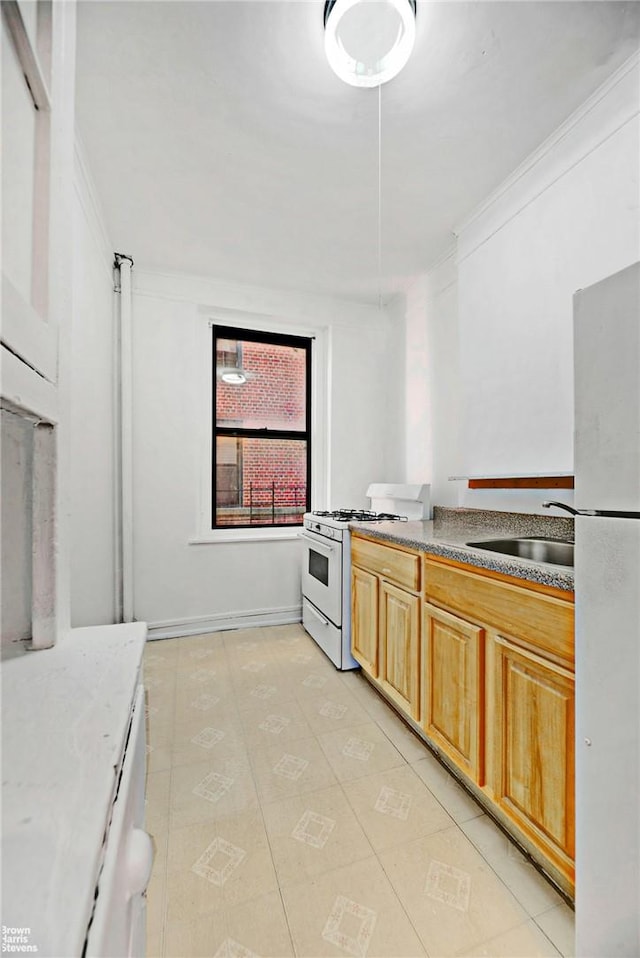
[329,320,404,508]
[398,255,461,507]
[403,53,640,514]
[130,270,402,634]
[458,55,639,480]
[68,146,118,626]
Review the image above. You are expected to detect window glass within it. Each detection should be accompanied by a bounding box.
[214,437,307,526]
[212,326,311,529]
[216,337,307,432]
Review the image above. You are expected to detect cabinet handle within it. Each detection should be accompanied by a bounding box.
[382,567,392,575]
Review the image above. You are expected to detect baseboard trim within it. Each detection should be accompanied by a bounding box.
[146,605,302,640]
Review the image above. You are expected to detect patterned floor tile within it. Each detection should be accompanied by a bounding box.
[144,625,571,957]
[458,919,562,957]
[343,764,453,852]
[261,784,373,887]
[460,815,564,917]
[250,735,337,803]
[239,699,314,752]
[534,904,575,958]
[169,755,258,828]
[412,752,485,824]
[166,810,278,921]
[379,825,529,956]
[281,856,426,957]
[318,722,406,783]
[298,689,373,736]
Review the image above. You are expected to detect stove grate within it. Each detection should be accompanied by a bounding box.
[311,509,408,522]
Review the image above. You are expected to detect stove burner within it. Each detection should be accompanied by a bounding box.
[312,509,408,522]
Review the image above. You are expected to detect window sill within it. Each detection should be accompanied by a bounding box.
[189,527,302,545]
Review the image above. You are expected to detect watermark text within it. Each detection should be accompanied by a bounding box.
[1,926,38,953]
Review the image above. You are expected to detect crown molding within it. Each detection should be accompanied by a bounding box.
[455,48,640,261]
[132,267,391,328]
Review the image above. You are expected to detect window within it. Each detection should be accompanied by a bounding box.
[3,0,67,388]
[2,0,53,321]
[212,325,311,528]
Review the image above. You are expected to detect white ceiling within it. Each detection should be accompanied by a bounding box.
[75,1,640,305]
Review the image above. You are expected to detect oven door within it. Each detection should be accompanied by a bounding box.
[300,529,343,627]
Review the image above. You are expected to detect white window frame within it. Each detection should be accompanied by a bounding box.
[190,308,328,544]
[1,0,75,649]
[1,0,57,383]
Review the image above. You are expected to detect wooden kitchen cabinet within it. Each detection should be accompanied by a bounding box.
[352,535,420,591]
[351,564,379,677]
[424,554,575,894]
[351,534,421,717]
[351,534,576,896]
[379,580,420,718]
[422,602,484,783]
[487,634,575,879]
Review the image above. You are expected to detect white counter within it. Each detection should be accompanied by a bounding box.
[1,623,146,957]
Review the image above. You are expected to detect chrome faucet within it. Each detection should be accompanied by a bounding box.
[543,500,637,520]
[542,500,596,516]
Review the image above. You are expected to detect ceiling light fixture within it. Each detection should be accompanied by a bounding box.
[323,0,417,88]
[219,368,248,385]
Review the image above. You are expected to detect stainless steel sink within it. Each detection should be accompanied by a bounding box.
[466,536,574,567]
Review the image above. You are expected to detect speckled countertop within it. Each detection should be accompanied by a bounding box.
[350,506,575,592]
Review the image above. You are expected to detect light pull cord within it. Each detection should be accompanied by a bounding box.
[377,82,382,313]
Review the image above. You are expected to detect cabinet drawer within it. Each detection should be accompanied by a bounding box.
[352,536,420,591]
[424,558,574,665]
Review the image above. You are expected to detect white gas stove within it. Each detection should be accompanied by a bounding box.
[306,508,410,530]
[300,507,411,670]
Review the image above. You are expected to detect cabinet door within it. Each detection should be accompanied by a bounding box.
[422,602,484,783]
[379,580,420,719]
[351,565,379,677]
[489,634,575,878]
[85,685,153,957]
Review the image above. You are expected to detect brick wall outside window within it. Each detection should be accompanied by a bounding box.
[241,438,307,510]
[217,341,306,430]
[214,336,309,523]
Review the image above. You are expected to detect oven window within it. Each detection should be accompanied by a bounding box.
[308,548,329,586]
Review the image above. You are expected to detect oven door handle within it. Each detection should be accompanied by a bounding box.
[299,531,336,554]
[305,603,330,628]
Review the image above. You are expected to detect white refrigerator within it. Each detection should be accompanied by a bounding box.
[572,262,640,956]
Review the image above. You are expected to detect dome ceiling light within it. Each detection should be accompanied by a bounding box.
[219,368,248,385]
[323,0,417,88]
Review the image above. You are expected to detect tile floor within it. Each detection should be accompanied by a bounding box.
[144,624,575,958]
